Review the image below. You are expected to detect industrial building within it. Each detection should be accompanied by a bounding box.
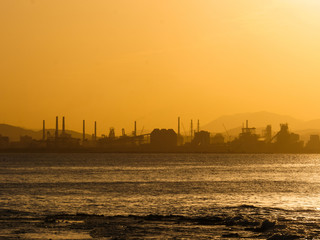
[0,135,9,149]
[150,129,177,149]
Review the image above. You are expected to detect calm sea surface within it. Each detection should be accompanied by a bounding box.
[1,153,320,239]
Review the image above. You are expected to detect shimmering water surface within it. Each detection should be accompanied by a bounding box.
[1,153,320,239]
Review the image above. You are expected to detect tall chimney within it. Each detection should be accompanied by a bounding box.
[246,120,248,129]
[94,121,97,141]
[83,120,85,142]
[178,117,180,136]
[177,117,181,146]
[43,120,46,140]
[190,119,193,141]
[55,116,59,139]
[197,119,200,133]
[62,116,65,134]
[134,121,137,136]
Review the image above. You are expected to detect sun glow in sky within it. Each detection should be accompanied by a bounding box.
[1,0,320,133]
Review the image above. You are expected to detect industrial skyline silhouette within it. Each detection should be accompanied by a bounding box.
[2,1,320,239]
[1,114,320,153]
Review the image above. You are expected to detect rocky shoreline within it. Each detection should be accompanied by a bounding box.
[0,209,317,239]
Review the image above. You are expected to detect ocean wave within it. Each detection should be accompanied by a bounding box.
[0,206,317,239]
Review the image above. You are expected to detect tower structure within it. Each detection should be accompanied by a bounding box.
[55,116,59,139]
[197,119,200,133]
[178,117,180,136]
[62,116,65,134]
[43,120,46,140]
[83,120,85,142]
[190,119,193,141]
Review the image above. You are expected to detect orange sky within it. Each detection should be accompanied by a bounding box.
[1,0,320,134]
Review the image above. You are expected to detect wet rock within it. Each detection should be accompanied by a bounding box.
[224,215,259,227]
[221,233,240,238]
[225,216,241,226]
[196,216,223,225]
[145,214,164,221]
[275,224,287,229]
[267,234,300,240]
[44,216,56,223]
[255,220,276,232]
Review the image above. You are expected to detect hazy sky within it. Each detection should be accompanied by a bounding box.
[1,0,320,134]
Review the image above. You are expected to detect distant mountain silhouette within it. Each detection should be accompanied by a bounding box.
[0,124,90,141]
[302,119,320,130]
[202,111,304,133]
[0,124,38,141]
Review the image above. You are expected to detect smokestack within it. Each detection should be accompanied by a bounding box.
[94,121,97,141]
[83,120,85,142]
[190,119,193,140]
[178,117,180,136]
[122,128,125,136]
[197,119,200,133]
[43,120,46,140]
[62,116,65,134]
[246,120,248,129]
[134,121,137,136]
[55,116,58,139]
[177,117,181,146]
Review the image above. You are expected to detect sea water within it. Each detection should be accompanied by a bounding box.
[1,153,320,239]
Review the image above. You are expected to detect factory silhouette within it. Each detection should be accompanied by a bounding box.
[1,116,320,153]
